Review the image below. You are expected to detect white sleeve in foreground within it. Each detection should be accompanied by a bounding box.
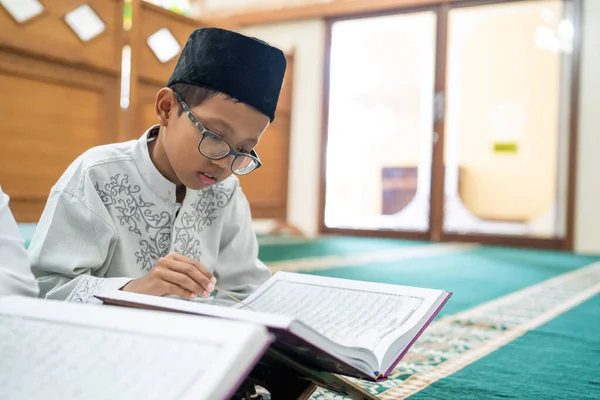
[0,186,39,297]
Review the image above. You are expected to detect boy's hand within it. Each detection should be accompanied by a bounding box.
[121,252,216,300]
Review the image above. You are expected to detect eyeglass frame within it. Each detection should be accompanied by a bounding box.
[172,90,262,175]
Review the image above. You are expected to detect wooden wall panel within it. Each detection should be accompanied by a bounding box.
[0,0,122,73]
[238,54,294,220]
[238,114,291,219]
[0,0,121,222]
[0,52,118,222]
[0,0,293,223]
[139,81,163,130]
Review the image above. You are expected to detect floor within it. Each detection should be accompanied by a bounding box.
[258,234,600,399]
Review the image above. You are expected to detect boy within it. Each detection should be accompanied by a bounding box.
[0,186,39,297]
[28,28,286,305]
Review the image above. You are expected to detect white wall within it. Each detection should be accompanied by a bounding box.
[574,0,600,254]
[242,20,326,237]
[244,2,600,253]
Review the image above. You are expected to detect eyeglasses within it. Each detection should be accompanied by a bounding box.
[173,91,262,176]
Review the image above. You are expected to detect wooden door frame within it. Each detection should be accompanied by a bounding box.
[318,3,443,242]
[438,0,582,250]
[318,0,582,250]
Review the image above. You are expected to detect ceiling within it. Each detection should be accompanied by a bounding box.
[190,0,335,16]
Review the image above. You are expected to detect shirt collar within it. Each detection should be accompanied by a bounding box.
[131,125,176,201]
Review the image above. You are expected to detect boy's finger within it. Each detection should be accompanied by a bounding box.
[163,260,215,295]
[161,282,196,300]
[156,267,211,298]
[167,252,216,283]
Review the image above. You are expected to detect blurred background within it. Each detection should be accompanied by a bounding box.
[2,2,600,399]
[1,0,598,254]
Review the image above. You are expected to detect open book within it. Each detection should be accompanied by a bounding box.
[97,272,451,382]
[0,296,273,400]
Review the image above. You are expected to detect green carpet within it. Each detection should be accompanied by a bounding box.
[258,236,429,263]
[303,246,600,315]
[295,243,600,400]
[409,294,600,399]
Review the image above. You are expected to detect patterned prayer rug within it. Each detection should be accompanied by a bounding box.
[409,293,600,399]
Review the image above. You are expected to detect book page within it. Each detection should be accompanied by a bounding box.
[0,296,272,400]
[242,278,426,351]
[97,289,295,329]
[0,314,219,400]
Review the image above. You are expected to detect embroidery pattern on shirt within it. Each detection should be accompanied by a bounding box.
[172,183,233,259]
[67,275,103,303]
[95,174,172,271]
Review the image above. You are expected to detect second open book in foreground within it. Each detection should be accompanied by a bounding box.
[97,272,451,381]
[1,296,273,400]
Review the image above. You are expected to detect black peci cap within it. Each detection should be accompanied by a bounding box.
[167,27,287,122]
